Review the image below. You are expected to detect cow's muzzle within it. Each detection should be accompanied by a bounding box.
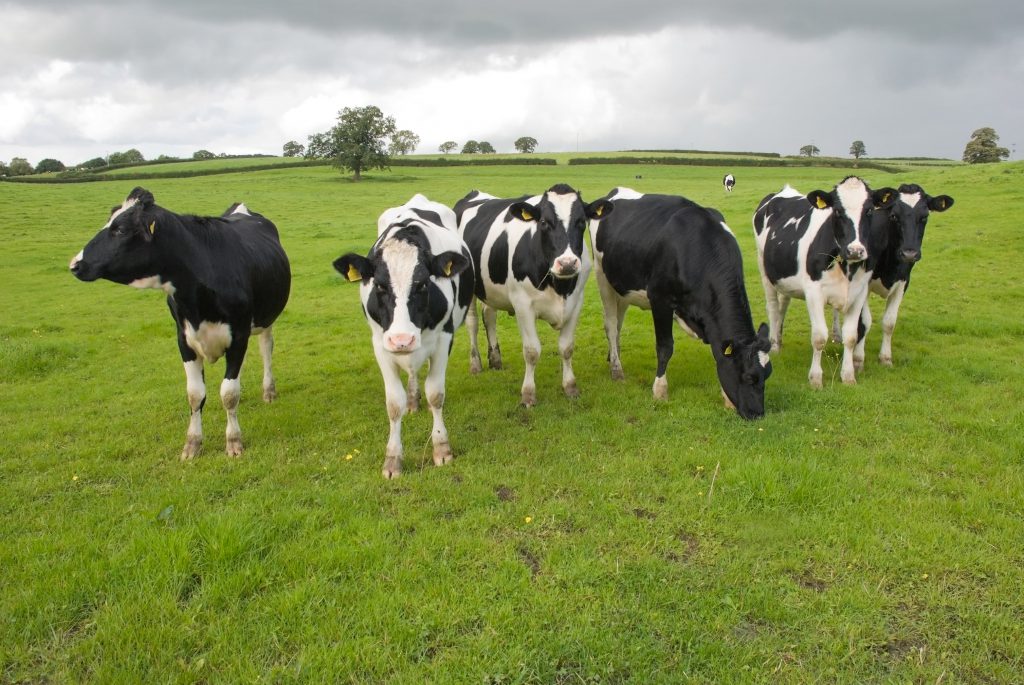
[69,252,98,281]
[844,245,866,263]
[550,255,581,279]
[900,249,921,263]
[385,332,419,353]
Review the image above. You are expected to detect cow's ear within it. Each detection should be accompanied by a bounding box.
[756,323,772,352]
[807,190,832,210]
[127,187,155,208]
[586,199,614,220]
[333,253,372,282]
[429,251,470,279]
[508,202,539,223]
[928,195,954,212]
[873,187,898,209]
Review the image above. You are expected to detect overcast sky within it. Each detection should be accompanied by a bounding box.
[2,0,1022,165]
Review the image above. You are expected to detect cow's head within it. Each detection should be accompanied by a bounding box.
[715,323,773,420]
[886,184,954,263]
[807,177,897,264]
[70,187,160,284]
[507,184,612,279]
[334,232,470,354]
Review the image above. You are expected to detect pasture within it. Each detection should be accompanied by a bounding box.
[2,159,1022,683]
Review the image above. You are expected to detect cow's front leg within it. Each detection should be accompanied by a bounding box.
[221,333,250,457]
[515,310,541,407]
[840,287,871,385]
[182,359,205,460]
[425,339,453,466]
[879,282,906,367]
[406,370,420,412]
[372,342,407,478]
[805,288,828,389]
[558,300,585,399]
[853,301,872,372]
[651,302,675,401]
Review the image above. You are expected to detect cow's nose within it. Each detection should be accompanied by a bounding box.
[553,256,580,276]
[901,249,921,263]
[845,245,866,262]
[69,251,83,273]
[386,333,417,352]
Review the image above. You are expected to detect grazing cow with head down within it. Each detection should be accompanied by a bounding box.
[70,187,291,458]
[455,184,612,407]
[723,174,735,192]
[845,183,954,367]
[333,194,473,478]
[753,176,897,388]
[591,187,772,419]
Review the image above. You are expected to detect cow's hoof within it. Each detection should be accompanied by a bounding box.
[407,394,420,413]
[433,443,453,466]
[809,376,823,390]
[225,437,243,457]
[488,348,503,370]
[520,390,537,408]
[181,436,202,460]
[770,342,781,354]
[563,381,580,399]
[610,366,625,381]
[469,357,483,374]
[382,456,402,479]
[879,355,893,367]
[652,377,669,401]
[263,384,277,403]
[841,374,857,386]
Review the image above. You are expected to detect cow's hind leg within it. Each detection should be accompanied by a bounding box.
[853,302,871,372]
[182,359,205,460]
[651,302,675,401]
[466,298,483,374]
[258,327,277,402]
[879,282,906,367]
[221,333,250,457]
[482,303,502,370]
[597,274,628,380]
[425,338,453,466]
[515,310,541,407]
[760,271,785,353]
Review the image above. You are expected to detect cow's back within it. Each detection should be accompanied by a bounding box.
[212,211,291,327]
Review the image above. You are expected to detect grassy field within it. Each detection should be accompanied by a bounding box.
[1,159,1022,683]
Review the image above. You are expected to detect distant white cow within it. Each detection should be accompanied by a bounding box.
[723,174,736,192]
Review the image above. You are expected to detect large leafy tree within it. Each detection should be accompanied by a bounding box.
[35,158,66,173]
[461,140,480,154]
[308,106,398,181]
[962,127,1009,164]
[107,149,144,165]
[514,136,538,153]
[478,141,496,154]
[439,141,458,155]
[8,157,33,175]
[192,150,216,160]
[849,140,866,161]
[389,130,420,156]
[78,157,107,170]
[282,140,305,157]
[799,144,820,158]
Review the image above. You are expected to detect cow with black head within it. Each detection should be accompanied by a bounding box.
[333,194,473,478]
[70,187,291,458]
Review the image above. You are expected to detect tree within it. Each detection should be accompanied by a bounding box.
[849,140,866,162]
[78,157,107,170]
[156,154,179,161]
[192,150,215,160]
[514,136,538,153]
[107,149,144,165]
[962,127,1009,164]
[439,141,458,155]
[8,157,33,176]
[799,144,820,158]
[282,140,305,158]
[478,141,496,154]
[461,140,480,154]
[307,105,398,181]
[0,161,10,176]
[35,158,66,173]
[389,130,420,156]
[305,132,333,159]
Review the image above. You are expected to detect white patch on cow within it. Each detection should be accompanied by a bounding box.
[183,320,233,362]
[546,188,578,232]
[379,239,423,350]
[719,221,735,236]
[128,276,175,295]
[232,203,250,216]
[900,191,923,208]
[70,250,83,270]
[835,177,870,252]
[621,289,650,309]
[609,187,644,201]
[673,315,699,339]
[103,197,138,229]
[759,351,770,368]
[776,184,803,199]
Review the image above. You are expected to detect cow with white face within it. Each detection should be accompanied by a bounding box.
[455,184,612,407]
[70,187,291,458]
[333,194,473,479]
[723,174,736,192]
[848,183,954,367]
[753,176,897,388]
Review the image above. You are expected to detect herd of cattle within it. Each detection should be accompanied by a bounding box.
[69,177,953,477]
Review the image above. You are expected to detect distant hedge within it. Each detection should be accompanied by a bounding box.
[388,157,557,167]
[626,149,782,158]
[3,159,331,184]
[568,156,902,173]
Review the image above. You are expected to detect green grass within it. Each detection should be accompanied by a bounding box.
[1,159,1022,683]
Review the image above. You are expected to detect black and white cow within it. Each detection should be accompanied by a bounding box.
[723,174,736,192]
[333,194,473,479]
[591,188,772,419]
[753,176,896,388]
[848,184,954,367]
[70,187,291,458]
[454,184,612,407]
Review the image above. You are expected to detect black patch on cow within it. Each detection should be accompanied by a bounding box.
[755,195,817,283]
[411,208,444,228]
[488,232,510,286]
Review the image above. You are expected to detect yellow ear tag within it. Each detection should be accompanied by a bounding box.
[443,261,453,277]
[882,192,891,204]
[939,199,947,209]
[594,205,604,217]
[346,265,361,282]
[724,344,733,356]
[149,221,156,234]
[815,196,828,210]
[520,209,533,221]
